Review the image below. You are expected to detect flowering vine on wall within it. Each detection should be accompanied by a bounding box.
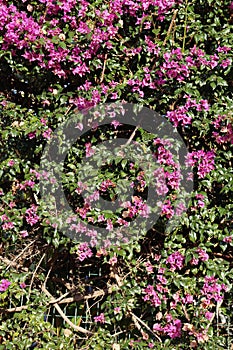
[0,0,232,349]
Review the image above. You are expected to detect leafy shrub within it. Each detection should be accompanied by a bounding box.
[0,0,232,348]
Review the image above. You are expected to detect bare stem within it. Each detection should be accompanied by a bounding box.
[182,0,188,53]
[163,9,178,46]
[41,284,93,335]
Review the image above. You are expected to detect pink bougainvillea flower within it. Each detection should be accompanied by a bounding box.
[42,128,52,139]
[85,142,95,157]
[76,242,93,261]
[2,221,14,230]
[75,122,83,130]
[223,236,232,243]
[20,230,29,238]
[25,205,39,226]
[185,150,215,178]
[114,307,121,314]
[143,285,162,307]
[144,261,154,274]
[20,282,27,289]
[205,311,214,320]
[166,251,184,271]
[94,313,105,323]
[196,248,209,261]
[28,131,36,139]
[158,199,174,219]
[8,159,15,166]
[106,219,113,231]
[0,279,11,292]
[40,118,47,125]
[109,255,117,265]
[111,120,122,129]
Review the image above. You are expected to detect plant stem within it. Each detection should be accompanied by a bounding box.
[182,0,188,52]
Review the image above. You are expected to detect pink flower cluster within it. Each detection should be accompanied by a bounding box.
[0,0,177,81]
[153,314,182,339]
[0,279,11,292]
[1,214,15,230]
[94,312,105,323]
[143,285,162,307]
[144,261,154,274]
[195,193,205,208]
[189,45,231,69]
[8,159,15,167]
[85,143,95,157]
[99,179,115,192]
[158,199,174,219]
[223,236,232,243]
[127,43,230,99]
[25,205,39,226]
[122,196,150,219]
[153,167,168,196]
[190,247,210,265]
[42,128,52,139]
[153,138,182,203]
[135,172,147,190]
[166,251,184,271]
[196,248,209,262]
[76,203,90,219]
[76,242,93,261]
[166,96,209,127]
[109,255,117,266]
[185,150,215,178]
[170,292,194,309]
[161,48,189,82]
[0,0,230,120]
[201,275,227,303]
[20,230,29,238]
[19,180,35,190]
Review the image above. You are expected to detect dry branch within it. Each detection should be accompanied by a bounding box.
[5,239,37,272]
[41,284,93,335]
[48,285,117,305]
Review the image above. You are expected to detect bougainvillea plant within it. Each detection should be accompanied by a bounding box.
[0,0,232,349]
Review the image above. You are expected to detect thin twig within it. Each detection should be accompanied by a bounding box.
[123,125,139,147]
[100,53,108,83]
[49,286,116,305]
[212,252,233,261]
[0,256,28,272]
[206,299,223,331]
[163,9,178,46]
[65,105,72,116]
[110,267,123,287]
[181,303,190,321]
[151,9,178,71]
[130,311,149,340]
[120,115,144,149]
[2,305,31,313]
[110,330,127,338]
[1,286,117,315]
[5,239,37,271]
[41,285,93,335]
[216,299,223,336]
[43,266,52,288]
[182,0,188,52]
[28,253,46,297]
[130,311,162,343]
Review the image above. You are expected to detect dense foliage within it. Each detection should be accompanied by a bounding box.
[0,0,232,348]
